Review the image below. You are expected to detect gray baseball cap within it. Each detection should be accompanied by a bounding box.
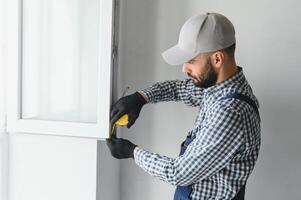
[162,12,236,66]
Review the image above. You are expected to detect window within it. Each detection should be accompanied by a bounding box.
[6,0,116,139]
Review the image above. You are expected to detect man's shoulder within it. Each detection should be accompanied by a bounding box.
[207,89,259,119]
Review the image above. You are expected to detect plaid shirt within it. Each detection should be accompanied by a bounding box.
[134,67,261,200]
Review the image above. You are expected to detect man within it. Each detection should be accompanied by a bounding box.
[107,12,261,200]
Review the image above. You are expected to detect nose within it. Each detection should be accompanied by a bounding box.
[182,63,191,74]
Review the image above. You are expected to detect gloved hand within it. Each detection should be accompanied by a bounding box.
[110,91,147,128]
[106,136,138,159]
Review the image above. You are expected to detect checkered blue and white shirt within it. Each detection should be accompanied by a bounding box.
[134,67,261,200]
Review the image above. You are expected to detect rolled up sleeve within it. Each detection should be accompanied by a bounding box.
[139,79,204,107]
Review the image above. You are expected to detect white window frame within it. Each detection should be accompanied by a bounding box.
[6,0,115,139]
[1,0,8,198]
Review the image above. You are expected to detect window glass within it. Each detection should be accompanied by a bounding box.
[22,0,100,123]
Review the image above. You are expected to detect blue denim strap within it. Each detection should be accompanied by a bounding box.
[220,93,259,117]
[174,136,194,200]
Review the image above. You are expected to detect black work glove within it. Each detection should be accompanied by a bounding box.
[110,91,147,128]
[106,136,138,159]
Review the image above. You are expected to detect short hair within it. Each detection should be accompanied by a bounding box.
[223,43,236,57]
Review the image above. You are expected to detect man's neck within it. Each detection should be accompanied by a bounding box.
[216,61,238,84]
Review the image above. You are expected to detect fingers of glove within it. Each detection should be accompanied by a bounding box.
[110,97,128,117]
[127,112,138,128]
[111,98,123,108]
[127,121,134,128]
[110,108,118,120]
[110,109,127,125]
[110,134,117,140]
[110,102,122,119]
[106,139,114,150]
[115,138,129,147]
[107,134,118,143]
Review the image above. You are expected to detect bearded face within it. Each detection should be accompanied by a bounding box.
[187,57,218,88]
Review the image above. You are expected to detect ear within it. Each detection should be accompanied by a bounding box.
[210,51,225,68]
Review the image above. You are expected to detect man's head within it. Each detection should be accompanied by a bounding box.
[162,12,237,88]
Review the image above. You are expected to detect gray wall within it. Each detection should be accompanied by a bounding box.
[116,0,301,199]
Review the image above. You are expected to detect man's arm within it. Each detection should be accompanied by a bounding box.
[110,79,203,127]
[133,105,244,186]
[138,79,204,107]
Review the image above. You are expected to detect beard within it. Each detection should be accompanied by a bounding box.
[189,60,218,88]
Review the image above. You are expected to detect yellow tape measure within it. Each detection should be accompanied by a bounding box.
[110,114,129,138]
[110,86,130,138]
[116,114,129,125]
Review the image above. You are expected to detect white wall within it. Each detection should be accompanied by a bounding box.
[117,0,301,199]
[8,133,98,200]
[96,141,120,200]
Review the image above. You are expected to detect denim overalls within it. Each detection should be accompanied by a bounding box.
[173,93,259,200]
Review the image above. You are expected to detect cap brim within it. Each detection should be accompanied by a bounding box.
[162,45,199,66]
